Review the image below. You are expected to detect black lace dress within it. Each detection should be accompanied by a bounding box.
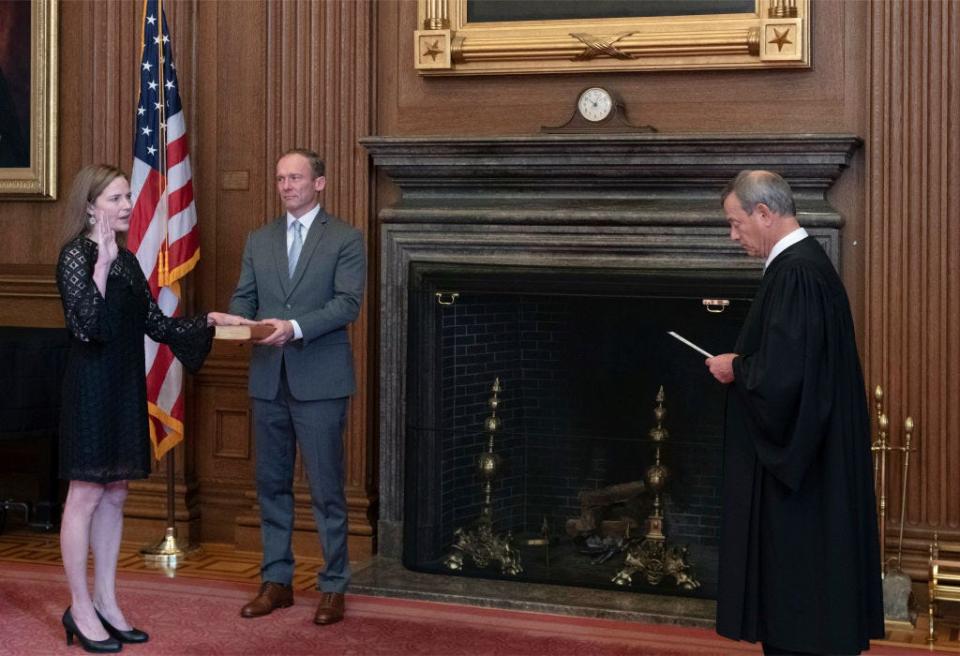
[56,237,213,483]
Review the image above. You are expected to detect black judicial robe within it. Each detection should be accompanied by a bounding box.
[716,236,884,654]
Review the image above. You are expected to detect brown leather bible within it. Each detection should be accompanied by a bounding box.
[214,324,276,341]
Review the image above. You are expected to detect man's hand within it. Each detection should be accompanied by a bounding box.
[206,312,257,327]
[706,353,738,384]
[257,318,295,347]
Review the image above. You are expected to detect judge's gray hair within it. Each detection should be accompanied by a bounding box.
[721,170,796,217]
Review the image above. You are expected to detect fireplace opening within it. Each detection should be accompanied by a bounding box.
[403,265,757,599]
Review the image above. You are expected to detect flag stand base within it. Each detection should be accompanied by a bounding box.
[139,450,200,574]
[140,526,201,570]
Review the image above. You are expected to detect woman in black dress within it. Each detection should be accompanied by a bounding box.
[56,165,249,652]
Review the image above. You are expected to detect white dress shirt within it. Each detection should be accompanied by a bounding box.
[765,227,808,271]
[285,204,321,340]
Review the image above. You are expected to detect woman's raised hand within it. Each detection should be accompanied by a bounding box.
[92,210,118,269]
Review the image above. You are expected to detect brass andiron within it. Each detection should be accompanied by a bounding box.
[443,378,522,576]
[612,386,700,590]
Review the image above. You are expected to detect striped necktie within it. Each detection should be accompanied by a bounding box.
[288,220,303,278]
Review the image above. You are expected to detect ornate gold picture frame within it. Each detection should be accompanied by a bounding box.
[0,0,57,200]
[416,0,808,75]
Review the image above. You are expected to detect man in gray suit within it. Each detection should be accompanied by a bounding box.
[229,148,365,626]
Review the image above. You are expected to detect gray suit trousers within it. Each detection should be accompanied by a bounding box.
[253,373,350,592]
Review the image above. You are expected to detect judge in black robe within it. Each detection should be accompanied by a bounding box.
[707,170,884,655]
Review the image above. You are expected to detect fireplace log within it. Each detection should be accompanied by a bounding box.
[566,480,646,538]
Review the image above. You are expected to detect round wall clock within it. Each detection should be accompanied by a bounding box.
[577,87,614,123]
[541,88,656,133]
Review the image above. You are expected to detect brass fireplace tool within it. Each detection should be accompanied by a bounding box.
[871,384,919,628]
[613,386,700,590]
[444,378,523,576]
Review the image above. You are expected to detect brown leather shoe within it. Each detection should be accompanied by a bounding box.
[240,581,294,618]
[313,592,345,625]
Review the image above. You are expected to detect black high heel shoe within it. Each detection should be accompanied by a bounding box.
[95,609,149,644]
[61,608,122,653]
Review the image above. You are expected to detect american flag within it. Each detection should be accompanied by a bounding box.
[127,0,199,461]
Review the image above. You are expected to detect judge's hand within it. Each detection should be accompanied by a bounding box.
[92,210,118,270]
[706,353,737,384]
[206,312,256,328]
[257,318,295,347]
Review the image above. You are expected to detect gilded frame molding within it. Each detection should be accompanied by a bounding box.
[415,0,809,75]
[0,0,58,200]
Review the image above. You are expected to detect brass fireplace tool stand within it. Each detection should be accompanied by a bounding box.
[444,378,523,576]
[613,386,700,590]
[871,384,919,629]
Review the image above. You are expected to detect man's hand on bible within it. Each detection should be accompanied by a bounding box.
[257,318,295,347]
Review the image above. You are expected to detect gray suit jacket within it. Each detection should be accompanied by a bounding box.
[229,210,365,401]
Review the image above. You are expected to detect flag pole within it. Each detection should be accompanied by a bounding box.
[139,0,199,570]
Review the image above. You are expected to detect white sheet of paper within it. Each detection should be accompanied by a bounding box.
[667,331,715,358]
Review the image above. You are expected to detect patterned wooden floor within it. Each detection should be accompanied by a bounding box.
[0,527,326,591]
[2,527,958,651]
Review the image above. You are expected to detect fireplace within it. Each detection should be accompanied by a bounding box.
[362,133,860,605]
[403,265,757,598]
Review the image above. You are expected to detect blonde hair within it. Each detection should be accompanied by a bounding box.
[61,164,128,248]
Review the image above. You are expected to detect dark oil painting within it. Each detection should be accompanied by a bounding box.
[467,0,756,23]
[0,0,30,168]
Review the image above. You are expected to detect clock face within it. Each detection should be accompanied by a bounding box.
[577,87,613,122]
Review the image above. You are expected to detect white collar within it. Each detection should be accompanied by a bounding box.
[765,227,808,270]
[287,204,321,232]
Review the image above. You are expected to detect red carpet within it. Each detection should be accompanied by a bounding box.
[0,562,933,655]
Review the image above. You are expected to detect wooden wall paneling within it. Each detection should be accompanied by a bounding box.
[193,357,256,543]
[322,0,378,548]
[0,0,80,323]
[187,0,267,546]
[945,2,960,537]
[865,0,960,578]
[8,1,955,584]
[232,0,376,560]
[375,0,870,322]
[379,0,857,135]
[195,360,255,476]
[84,0,138,166]
[169,0,202,525]
[0,264,62,327]
[0,0,378,553]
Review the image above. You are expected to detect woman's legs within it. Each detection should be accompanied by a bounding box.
[60,480,110,641]
[90,480,130,630]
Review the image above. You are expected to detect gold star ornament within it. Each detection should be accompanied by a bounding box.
[768,27,792,52]
[422,39,444,61]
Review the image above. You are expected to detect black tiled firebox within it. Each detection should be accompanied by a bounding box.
[404,266,754,597]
